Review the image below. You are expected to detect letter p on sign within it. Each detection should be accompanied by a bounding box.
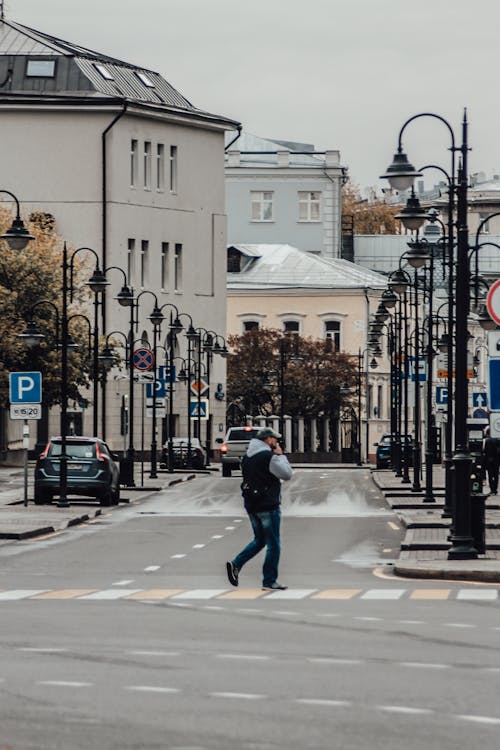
[9,371,42,404]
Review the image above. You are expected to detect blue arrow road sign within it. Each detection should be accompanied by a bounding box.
[488,359,500,410]
[9,371,42,404]
[473,392,488,408]
[436,386,448,405]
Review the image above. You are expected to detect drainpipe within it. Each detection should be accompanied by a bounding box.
[224,125,242,152]
[101,102,128,440]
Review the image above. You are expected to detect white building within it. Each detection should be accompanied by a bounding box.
[225,132,347,259]
[0,15,239,458]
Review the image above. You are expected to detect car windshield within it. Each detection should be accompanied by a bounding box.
[227,428,260,441]
[49,442,96,459]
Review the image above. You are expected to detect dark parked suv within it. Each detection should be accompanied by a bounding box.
[34,437,120,506]
[374,433,413,469]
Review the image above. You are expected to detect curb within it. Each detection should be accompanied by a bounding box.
[0,508,103,540]
[394,562,500,583]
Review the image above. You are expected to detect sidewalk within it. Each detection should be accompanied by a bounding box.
[0,464,201,541]
[372,467,500,582]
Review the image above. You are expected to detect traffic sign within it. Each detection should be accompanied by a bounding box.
[133,347,155,371]
[487,279,500,326]
[488,359,500,410]
[409,356,426,382]
[146,380,166,399]
[491,413,500,439]
[158,365,176,383]
[136,372,154,384]
[436,386,448,405]
[190,378,209,397]
[146,398,165,408]
[189,398,209,419]
[146,406,166,418]
[472,392,488,408]
[10,403,42,420]
[9,372,42,404]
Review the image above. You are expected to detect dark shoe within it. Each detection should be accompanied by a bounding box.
[226,561,239,587]
[262,582,288,591]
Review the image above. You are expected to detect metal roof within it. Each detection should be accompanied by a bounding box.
[225,132,325,168]
[0,18,238,120]
[227,244,388,290]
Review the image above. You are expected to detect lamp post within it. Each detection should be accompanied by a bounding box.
[382,110,477,559]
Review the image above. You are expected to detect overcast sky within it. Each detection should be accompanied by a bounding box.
[7,0,500,189]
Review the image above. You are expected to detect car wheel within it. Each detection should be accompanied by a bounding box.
[222,465,231,477]
[34,489,52,505]
[98,489,113,507]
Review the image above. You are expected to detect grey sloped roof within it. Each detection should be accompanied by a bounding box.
[0,17,239,121]
[227,244,387,290]
[225,132,324,168]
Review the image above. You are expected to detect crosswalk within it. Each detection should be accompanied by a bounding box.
[0,587,498,601]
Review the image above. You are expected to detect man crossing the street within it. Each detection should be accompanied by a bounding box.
[226,427,292,591]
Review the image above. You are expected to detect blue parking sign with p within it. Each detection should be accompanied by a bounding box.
[9,371,42,404]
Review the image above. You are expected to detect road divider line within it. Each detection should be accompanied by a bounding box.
[210,692,265,700]
[37,681,92,688]
[295,698,351,707]
[144,566,161,572]
[125,686,181,694]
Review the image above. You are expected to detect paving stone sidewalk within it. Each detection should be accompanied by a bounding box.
[0,464,201,541]
[372,467,500,582]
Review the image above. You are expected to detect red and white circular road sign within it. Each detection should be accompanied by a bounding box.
[487,280,500,326]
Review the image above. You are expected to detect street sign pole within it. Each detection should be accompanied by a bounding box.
[23,420,29,507]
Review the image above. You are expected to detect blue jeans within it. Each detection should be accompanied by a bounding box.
[232,508,281,587]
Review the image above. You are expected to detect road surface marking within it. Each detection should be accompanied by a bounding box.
[218,589,267,600]
[192,544,205,549]
[354,616,383,621]
[126,686,181,694]
[399,662,450,670]
[210,692,265,700]
[224,526,235,530]
[361,589,406,600]
[170,554,186,559]
[37,681,92,688]
[387,522,400,530]
[18,647,68,653]
[236,608,263,614]
[127,589,183,600]
[31,590,97,600]
[262,589,317,599]
[144,565,161,571]
[312,589,361,600]
[457,589,498,600]
[0,590,47,600]
[203,605,224,611]
[410,589,451,600]
[78,589,141,600]
[216,654,270,661]
[295,699,351,707]
[378,705,434,715]
[397,620,426,625]
[232,519,242,523]
[456,714,500,725]
[172,589,228,600]
[112,580,134,586]
[443,623,476,628]
[211,535,223,539]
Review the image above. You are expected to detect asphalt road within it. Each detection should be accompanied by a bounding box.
[1,468,500,750]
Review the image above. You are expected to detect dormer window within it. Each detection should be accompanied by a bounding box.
[227,248,242,273]
[95,64,114,81]
[136,72,155,88]
[26,60,56,78]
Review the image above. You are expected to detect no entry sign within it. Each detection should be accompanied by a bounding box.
[486,279,500,326]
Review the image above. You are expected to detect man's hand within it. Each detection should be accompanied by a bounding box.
[273,442,283,455]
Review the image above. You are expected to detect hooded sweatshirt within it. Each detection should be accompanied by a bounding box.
[241,438,293,512]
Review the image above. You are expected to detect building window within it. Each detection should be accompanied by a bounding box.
[325,320,341,351]
[480,212,490,233]
[144,141,152,190]
[26,60,56,77]
[174,243,183,292]
[156,144,165,191]
[251,191,274,222]
[130,140,138,187]
[170,146,178,192]
[127,238,135,284]
[298,191,321,221]
[136,71,155,88]
[161,242,169,290]
[140,240,149,288]
[243,321,259,332]
[95,63,114,80]
[283,320,300,334]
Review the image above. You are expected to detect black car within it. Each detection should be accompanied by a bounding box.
[374,434,413,469]
[160,437,206,470]
[34,437,120,506]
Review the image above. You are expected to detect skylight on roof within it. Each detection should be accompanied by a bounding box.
[95,64,114,81]
[26,60,56,78]
[135,71,155,88]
